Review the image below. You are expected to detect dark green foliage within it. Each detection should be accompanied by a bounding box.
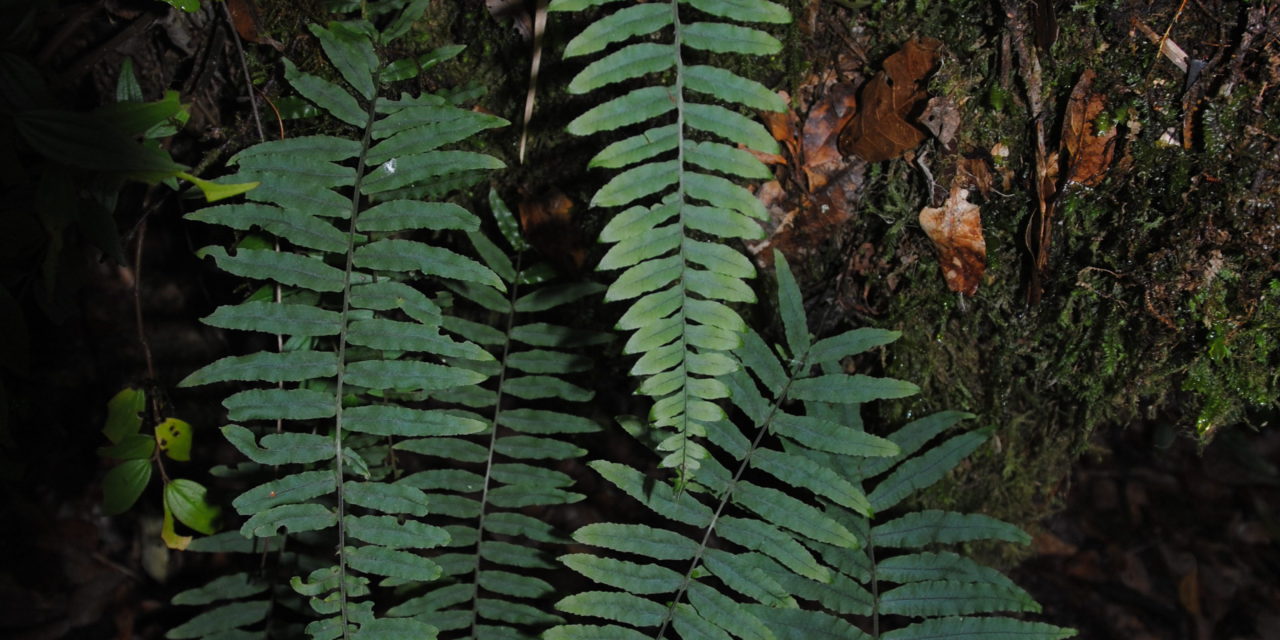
[548,254,1075,639]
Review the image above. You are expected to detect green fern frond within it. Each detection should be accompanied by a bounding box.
[376,190,604,639]
[173,4,509,637]
[550,0,790,481]
[550,253,1073,640]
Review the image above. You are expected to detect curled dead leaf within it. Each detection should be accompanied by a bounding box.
[1062,69,1117,187]
[801,82,857,190]
[517,186,585,274]
[840,37,943,163]
[919,186,986,295]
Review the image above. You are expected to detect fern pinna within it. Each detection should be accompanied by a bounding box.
[550,0,790,481]
[548,255,1075,640]
[172,4,519,637]
[376,190,607,638]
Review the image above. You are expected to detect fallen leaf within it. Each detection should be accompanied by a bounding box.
[919,95,961,151]
[957,154,994,197]
[918,185,986,295]
[227,0,283,50]
[801,82,857,190]
[517,186,585,274]
[1061,69,1117,186]
[840,37,943,162]
[760,92,802,166]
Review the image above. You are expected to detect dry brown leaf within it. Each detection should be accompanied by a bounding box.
[801,82,857,190]
[1062,69,1117,186]
[918,185,986,295]
[227,0,283,50]
[957,154,994,198]
[919,95,961,151]
[517,186,585,274]
[840,37,942,163]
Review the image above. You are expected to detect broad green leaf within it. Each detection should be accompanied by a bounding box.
[103,458,152,515]
[752,448,871,515]
[877,551,1022,592]
[103,387,145,444]
[703,549,794,606]
[98,433,155,460]
[685,171,770,220]
[684,140,772,179]
[498,408,601,434]
[746,606,871,640]
[570,43,675,94]
[672,603,732,640]
[164,479,221,535]
[684,205,764,240]
[807,327,900,365]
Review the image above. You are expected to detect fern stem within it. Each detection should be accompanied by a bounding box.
[869,528,880,639]
[668,0,695,489]
[330,78,382,640]
[470,252,524,638]
[655,350,804,639]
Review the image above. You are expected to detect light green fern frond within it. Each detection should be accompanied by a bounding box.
[549,0,791,481]
[173,5,510,638]
[549,253,1074,640]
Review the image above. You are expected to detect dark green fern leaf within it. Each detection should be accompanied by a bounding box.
[379,190,604,639]
[173,5,508,638]
[549,0,790,481]
[550,253,1073,640]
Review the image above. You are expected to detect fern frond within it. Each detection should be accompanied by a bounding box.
[376,190,603,639]
[551,253,1072,639]
[174,4,509,637]
[550,0,790,481]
